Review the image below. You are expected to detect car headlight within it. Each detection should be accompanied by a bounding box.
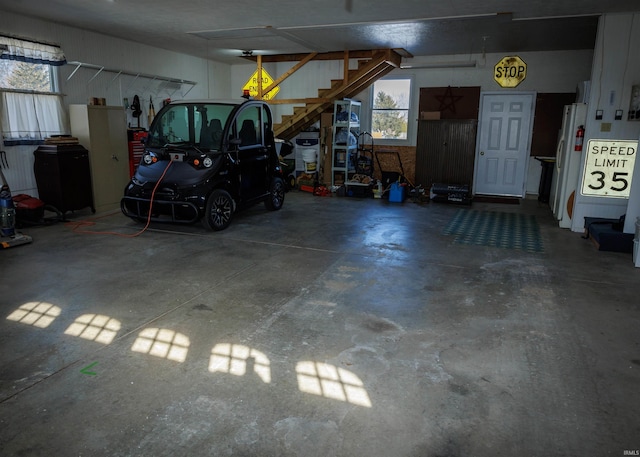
[142,152,157,165]
[203,156,213,168]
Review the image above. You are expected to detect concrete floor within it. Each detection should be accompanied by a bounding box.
[0,191,639,456]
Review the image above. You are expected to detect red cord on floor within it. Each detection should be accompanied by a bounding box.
[66,160,173,237]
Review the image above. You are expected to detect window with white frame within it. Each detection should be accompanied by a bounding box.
[0,36,67,146]
[371,78,411,140]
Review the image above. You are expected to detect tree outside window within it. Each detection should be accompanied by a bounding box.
[0,60,52,92]
[371,78,411,140]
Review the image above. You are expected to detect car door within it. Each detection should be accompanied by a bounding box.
[233,104,269,202]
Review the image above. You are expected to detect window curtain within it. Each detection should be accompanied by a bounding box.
[0,36,67,145]
[1,92,68,145]
[0,36,66,66]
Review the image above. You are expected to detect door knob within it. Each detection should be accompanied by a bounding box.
[480,151,485,155]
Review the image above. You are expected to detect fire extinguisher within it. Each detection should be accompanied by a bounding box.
[575,125,585,151]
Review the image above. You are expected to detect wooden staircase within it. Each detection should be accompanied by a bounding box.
[270,49,403,140]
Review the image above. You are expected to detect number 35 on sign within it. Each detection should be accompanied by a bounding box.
[581,139,638,198]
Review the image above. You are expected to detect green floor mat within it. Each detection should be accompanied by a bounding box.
[443,210,544,253]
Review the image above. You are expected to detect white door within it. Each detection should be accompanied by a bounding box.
[474,92,535,197]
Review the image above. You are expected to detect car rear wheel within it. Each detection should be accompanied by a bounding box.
[202,189,234,231]
[265,177,285,211]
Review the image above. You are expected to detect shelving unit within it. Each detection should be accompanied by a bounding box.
[330,99,361,187]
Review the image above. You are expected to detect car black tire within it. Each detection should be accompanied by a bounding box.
[202,189,234,231]
[265,177,285,211]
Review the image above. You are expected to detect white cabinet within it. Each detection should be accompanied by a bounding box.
[331,99,361,186]
[70,105,130,213]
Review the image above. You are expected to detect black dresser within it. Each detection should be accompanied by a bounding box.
[34,144,95,214]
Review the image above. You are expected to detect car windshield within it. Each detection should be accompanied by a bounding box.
[147,103,236,150]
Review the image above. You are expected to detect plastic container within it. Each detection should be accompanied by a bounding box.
[389,182,405,203]
[302,149,317,173]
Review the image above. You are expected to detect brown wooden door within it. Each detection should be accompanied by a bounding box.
[415,119,478,190]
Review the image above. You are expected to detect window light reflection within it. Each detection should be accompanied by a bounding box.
[131,328,190,362]
[209,343,271,384]
[296,361,372,407]
[64,314,121,344]
[6,302,61,328]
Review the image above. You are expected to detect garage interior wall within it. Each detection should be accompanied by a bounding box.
[230,49,594,143]
[0,10,231,196]
[0,8,617,203]
[572,12,640,233]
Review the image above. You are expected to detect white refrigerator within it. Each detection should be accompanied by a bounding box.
[551,103,587,228]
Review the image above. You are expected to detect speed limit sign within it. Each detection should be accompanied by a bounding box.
[581,139,637,198]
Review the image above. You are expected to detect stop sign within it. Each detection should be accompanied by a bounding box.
[494,56,527,88]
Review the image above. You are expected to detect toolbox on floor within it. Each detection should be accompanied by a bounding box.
[430,183,472,205]
[584,217,633,253]
[12,194,45,223]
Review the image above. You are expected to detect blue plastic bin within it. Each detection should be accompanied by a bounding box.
[388,182,405,203]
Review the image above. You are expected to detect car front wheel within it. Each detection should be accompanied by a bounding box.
[202,189,234,231]
[265,177,285,211]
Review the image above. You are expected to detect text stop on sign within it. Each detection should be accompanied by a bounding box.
[581,139,638,198]
[494,56,527,88]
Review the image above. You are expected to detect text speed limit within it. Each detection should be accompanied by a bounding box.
[581,139,637,198]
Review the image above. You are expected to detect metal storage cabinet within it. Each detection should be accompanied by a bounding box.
[415,119,478,190]
[70,105,130,213]
[33,144,95,214]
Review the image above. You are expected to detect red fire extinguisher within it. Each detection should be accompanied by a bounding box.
[575,125,585,151]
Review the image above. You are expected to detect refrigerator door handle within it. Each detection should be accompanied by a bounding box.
[556,139,565,170]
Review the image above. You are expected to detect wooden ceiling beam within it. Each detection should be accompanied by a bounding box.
[242,48,408,63]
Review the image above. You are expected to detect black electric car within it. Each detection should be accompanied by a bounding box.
[121,99,285,230]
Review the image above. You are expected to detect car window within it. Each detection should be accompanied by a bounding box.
[147,103,235,149]
[235,106,262,147]
[196,104,234,150]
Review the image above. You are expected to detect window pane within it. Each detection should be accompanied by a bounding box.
[0,60,51,91]
[372,110,408,139]
[372,78,410,140]
[373,79,410,109]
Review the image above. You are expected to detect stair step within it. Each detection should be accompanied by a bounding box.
[272,49,402,139]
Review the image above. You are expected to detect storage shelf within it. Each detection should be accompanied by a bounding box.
[331,99,361,187]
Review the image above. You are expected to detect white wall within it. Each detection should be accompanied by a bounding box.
[571,12,640,233]
[0,11,232,195]
[0,10,604,200]
[231,50,593,146]
[230,50,592,197]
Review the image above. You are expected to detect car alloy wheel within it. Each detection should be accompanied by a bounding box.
[203,189,234,231]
